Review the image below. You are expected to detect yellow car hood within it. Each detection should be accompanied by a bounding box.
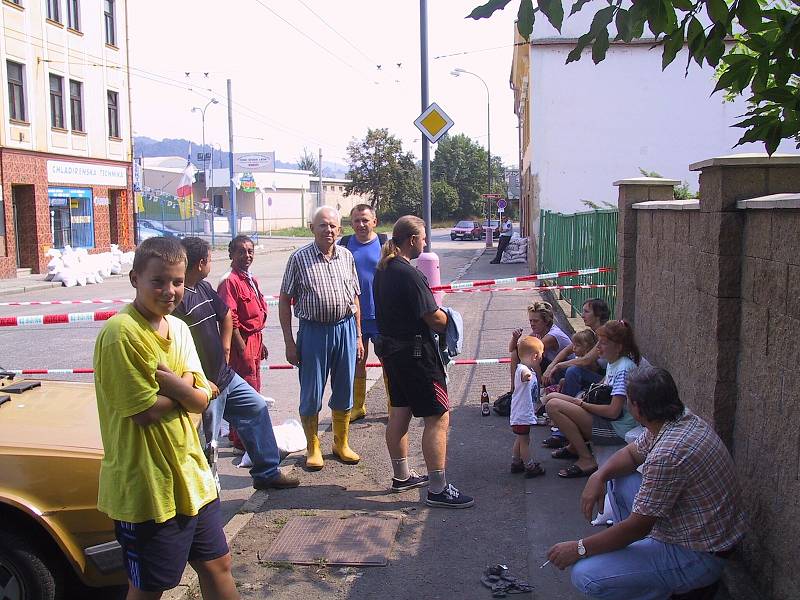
[0,379,103,454]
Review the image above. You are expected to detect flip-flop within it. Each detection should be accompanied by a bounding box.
[551,447,579,460]
[558,464,598,479]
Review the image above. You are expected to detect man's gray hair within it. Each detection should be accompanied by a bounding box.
[311,205,341,224]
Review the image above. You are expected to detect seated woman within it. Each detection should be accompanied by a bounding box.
[542,320,641,479]
[509,300,572,387]
[542,298,610,396]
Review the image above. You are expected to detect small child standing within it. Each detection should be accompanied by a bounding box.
[510,336,546,477]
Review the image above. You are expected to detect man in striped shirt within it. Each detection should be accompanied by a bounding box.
[279,206,364,471]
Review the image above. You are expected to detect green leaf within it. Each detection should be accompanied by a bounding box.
[648,0,669,36]
[590,6,615,34]
[569,0,591,17]
[539,0,565,32]
[704,26,726,66]
[672,0,694,10]
[615,8,633,42]
[467,0,513,20]
[736,0,762,30]
[566,32,594,64]
[755,87,798,105]
[707,0,729,26]
[517,0,536,38]
[592,27,610,64]
[662,27,685,70]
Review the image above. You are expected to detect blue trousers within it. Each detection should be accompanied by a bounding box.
[562,365,604,397]
[204,373,280,481]
[571,473,725,599]
[297,316,356,416]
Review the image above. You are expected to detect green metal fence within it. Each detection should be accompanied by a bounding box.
[537,208,618,317]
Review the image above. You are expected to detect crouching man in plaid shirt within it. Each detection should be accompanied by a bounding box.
[547,365,746,600]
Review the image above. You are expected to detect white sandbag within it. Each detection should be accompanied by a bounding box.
[237,418,306,468]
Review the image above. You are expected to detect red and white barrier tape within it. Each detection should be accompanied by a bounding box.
[1,267,613,308]
[429,266,613,292]
[8,357,512,375]
[443,283,615,295]
[0,310,119,328]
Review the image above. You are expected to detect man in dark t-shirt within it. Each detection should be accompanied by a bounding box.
[175,237,299,491]
[374,216,474,509]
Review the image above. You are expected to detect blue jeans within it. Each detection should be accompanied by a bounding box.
[562,365,604,397]
[571,472,725,599]
[297,316,357,416]
[204,373,280,481]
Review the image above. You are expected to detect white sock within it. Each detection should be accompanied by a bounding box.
[391,458,411,480]
[429,469,447,494]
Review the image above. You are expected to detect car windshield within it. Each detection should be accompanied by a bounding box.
[455,221,473,228]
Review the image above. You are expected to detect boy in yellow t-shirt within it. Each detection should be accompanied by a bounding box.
[94,237,239,600]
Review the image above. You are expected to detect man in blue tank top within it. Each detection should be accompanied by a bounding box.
[339,204,386,420]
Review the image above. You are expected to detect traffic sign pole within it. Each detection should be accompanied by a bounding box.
[420,0,431,251]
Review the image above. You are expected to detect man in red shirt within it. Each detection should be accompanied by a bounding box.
[218,236,269,450]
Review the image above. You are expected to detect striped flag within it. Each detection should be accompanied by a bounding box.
[176,162,195,219]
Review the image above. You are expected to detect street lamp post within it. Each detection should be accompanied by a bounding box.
[450,68,492,232]
[191,98,218,237]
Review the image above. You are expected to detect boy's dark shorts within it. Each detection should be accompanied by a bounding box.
[383,345,448,418]
[511,424,531,435]
[114,497,228,592]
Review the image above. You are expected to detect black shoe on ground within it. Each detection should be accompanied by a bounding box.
[425,483,474,508]
[391,471,429,492]
[510,460,525,474]
[253,471,300,490]
[489,260,500,264]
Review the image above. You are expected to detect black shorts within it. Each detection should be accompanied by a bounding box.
[383,342,448,418]
[114,498,229,592]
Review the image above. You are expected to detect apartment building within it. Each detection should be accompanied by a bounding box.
[0,0,132,279]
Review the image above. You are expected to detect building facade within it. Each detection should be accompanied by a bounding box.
[0,0,133,279]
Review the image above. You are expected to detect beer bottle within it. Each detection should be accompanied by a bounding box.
[481,385,490,416]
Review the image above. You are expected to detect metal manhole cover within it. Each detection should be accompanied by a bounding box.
[263,516,400,566]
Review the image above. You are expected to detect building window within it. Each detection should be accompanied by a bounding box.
[69,79,83,132]
[46,0,60,22]
[48,188,95,249]
[107,90,119,137]
[67,0,80,30]
[7,61,26,122]
[49,74,65,129]
[104,0,115,46]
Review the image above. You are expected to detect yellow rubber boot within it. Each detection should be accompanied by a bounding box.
[332,410,360,464]
[351,377,367,421]
[300,414,324,471]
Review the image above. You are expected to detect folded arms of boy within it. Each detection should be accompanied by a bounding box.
[131,363,210,426]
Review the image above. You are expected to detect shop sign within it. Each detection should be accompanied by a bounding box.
[47,160,128,186]
[48,187,93,200]
[233,152,275,173]
[240,173,257,193]
[95,197,110,206]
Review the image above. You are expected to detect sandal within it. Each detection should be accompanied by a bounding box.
[551,447,579,460]
[558,463,598,479]
[541,435,567,449]
[524,462,545,478]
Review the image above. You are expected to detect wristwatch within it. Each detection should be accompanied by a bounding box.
[577,539,587,557]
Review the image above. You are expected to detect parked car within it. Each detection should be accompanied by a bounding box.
[136,222,163,242]
[484,219,501,239]
[137,219,186,239]
[450,220,484,241]
[0,375,128,598]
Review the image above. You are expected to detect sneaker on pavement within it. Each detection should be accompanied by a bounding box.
[425,483,474,509]
[391,471,429,492]
[252,470,300,490]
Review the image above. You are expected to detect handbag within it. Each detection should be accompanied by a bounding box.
[492,391,512,416]
[583,383,612,406]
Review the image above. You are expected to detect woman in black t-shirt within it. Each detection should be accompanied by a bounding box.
[373,216,474,509]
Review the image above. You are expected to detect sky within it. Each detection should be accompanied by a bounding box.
[128,0,521,167]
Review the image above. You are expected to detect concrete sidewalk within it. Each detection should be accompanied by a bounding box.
[217,249,590,600]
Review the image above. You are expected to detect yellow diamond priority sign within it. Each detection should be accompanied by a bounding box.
[414,102,454,144]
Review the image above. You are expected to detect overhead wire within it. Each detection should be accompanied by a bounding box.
[295,0,379,67]
[250,0,375,83]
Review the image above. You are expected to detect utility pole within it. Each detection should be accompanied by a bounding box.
[318,148,323,209]
[227,78,237,238]
[420,0,431,251]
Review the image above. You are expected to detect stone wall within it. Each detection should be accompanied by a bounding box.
[616,156,800,600]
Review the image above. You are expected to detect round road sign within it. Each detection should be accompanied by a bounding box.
[497,198,507,210]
